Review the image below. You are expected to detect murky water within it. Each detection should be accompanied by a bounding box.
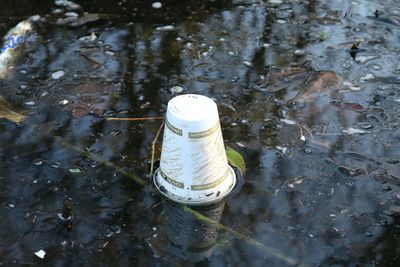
[1,0,400,266]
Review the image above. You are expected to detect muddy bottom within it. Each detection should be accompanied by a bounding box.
[1,0,400,266]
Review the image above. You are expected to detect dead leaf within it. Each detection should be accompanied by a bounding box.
[0,96,25,123]
[294,70,340,102]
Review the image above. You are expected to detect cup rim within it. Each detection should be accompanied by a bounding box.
[153,165,237,206]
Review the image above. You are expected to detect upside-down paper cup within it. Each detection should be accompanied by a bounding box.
[153,94,236,205]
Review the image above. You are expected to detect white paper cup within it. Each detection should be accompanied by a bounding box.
[153,94,236,205]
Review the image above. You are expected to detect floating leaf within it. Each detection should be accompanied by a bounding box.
[0,96,25,123]
[226,147,246,175]
[69,167,82,174]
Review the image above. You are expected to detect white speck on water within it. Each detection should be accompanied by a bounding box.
[355,55,378,64]
[65,12,79,17]
[219,37,226,42]
[276,19,286,24]
[8,204,15,208]
[228,51,235,56]
[360,73,375,83]
[236,142,246,148]
[394,97,400,103]
[269,0,283,4]
[52,8,63,14]
[105,50,115,56]
[34,249,46,259]
[276,146,288,154]
[55,0,81,10]
[58,99,69,106]
[51,70,65,80]
[294,49,305,56]
[300,135,306,141]
[30,15,41,22]
[155,25,175,31]
[41,91,50,97]
[24,100,36,106]
[152,227,157,231]
[243,61,252,67]
[342,128,367,135]
[90,32,97,41]
[79,32,97,42]
[281,118,296,125]
[176,37,183,41]
[170,85,184,94]
[372,64,382,70]
[152,2,162,9]
[262,43,271,48]
[343,81,362,91]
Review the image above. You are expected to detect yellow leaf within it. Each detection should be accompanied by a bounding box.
[0,96,25,123]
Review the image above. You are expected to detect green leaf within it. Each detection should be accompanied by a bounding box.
[69,167,82,174]
[0,96,25,123]
[226,147,246,175]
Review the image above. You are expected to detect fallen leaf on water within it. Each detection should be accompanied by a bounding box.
[0,96,25,123]
[294,70,340,102]
[226,147,246,175]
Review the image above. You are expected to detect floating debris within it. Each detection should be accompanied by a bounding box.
[155,25,176,31]
[79,32,97,42]
[34,249,46,259]
[294,49,305,56]
[170,85,184,94]
[58,99,69,106]
[226,147,246,175]
[281,118,296,125]
[294,70,340,102]
[65,12,79,18]
[51,70,65,80]
[269,0,283,4]
[69,167,81,174]
[342,128,367,135]
[343,81,361,91]
[54,0,81,10]
[276,146,288,154]
[350,43,360,60]
[355,55,379,64]
[360,73,375,83]
[152,2,162,9]
[243,61,252,67]
[0,96,26,123]
[24,100,36,106]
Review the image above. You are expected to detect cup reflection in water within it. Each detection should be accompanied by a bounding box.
[152,94,238,261]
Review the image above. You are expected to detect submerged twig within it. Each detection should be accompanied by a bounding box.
[182,206,300,266]
[57,138,300,266]
[150,122,165,175]
[107,117,164,121]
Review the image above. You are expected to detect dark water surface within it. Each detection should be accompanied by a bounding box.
[1,0,400,266]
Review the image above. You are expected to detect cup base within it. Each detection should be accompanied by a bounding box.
[153,165,236,206]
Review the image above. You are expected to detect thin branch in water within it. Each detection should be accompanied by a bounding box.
[150,122,165,175]
[107,117,164,121]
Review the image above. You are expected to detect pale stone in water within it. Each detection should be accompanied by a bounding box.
[51,70,65,80]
